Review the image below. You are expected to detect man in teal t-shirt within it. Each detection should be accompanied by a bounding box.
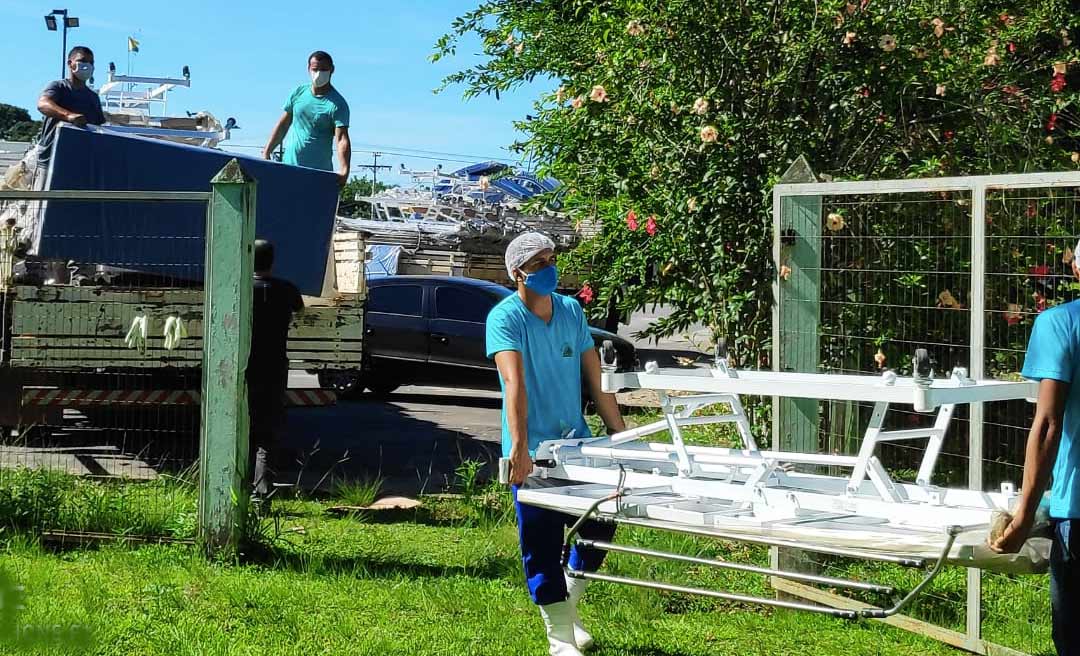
[992,241,1080,655]
[263,50,351,185]
[487,232,625,656]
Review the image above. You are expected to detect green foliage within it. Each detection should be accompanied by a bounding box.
[333,476,384,508]
[0,468,197,539]
[0,103,41,142]
[436,0,1080,366]
[339,176,394,218]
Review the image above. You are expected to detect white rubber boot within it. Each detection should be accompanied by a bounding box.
[539,601,585,656]
[565,575,595,651]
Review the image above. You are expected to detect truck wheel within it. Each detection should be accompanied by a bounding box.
[317,371,365,400]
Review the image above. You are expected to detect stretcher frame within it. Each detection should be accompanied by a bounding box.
[512,351,1039,620]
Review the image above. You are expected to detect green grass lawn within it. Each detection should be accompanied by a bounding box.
[0,489,981,656]
[0,406,1055,655]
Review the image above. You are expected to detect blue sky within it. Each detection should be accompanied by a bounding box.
[0,0,549,185]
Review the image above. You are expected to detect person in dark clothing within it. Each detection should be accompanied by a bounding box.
[248,239,304,506]
[36,46,106,162]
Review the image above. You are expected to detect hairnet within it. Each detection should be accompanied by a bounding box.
[504,232,556,279]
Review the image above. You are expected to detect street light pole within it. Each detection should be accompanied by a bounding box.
[44,9,79,79]
[61,15,67,79]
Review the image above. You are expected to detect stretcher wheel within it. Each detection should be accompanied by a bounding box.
[913,348,932,379]
[601,340,618,369]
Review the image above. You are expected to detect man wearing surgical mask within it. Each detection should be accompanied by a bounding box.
[36,46,105,160]
[486,232,625,656]
[262,50,351,186]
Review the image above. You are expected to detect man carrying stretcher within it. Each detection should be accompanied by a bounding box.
[486,232,626,656]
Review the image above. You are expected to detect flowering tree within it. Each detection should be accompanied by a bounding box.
[434,0,1078,366]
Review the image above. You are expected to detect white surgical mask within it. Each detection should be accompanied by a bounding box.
[310,70,331,87]
[73,62,94,82]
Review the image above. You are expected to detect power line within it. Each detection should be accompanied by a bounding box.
[349,142,518,164]
[223,142,522,168]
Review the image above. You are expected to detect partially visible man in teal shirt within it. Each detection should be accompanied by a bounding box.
[992,240,1080,655]
[263,50,351,185]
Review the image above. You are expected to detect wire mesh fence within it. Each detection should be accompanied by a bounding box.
[773,176,1077,655]
[0,194,208,544]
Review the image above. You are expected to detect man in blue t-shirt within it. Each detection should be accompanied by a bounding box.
[36,46,106,162]
[992,245,1080,655]
[486,232,625,656]
[262,50,351,185]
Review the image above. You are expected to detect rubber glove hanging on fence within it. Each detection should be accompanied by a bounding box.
[163,315,188,351]
[124,314,149,355]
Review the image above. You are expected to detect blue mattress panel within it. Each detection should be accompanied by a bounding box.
[40,125,338,295]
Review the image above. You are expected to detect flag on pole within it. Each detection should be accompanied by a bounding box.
[127,36,140,53]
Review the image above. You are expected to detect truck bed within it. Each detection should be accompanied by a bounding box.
[5,285,363,372]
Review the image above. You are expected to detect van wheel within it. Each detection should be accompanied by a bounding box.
[367,382,400,398]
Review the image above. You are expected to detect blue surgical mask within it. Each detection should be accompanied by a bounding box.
[524,265,558,295]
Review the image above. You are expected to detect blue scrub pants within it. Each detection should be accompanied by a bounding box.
[512,485,616,606]
[1051,519,1079,656]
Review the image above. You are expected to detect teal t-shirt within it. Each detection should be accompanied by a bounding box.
[485,293,594,457]
[282,83,350,171]
[1022,301,1080,519]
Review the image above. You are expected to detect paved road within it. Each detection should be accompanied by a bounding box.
[281,375,503,496]
[0,311,705,495]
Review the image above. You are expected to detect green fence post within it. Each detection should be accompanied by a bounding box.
[198,159,256,556]
[771,156,822,586]
[775,156,821,452]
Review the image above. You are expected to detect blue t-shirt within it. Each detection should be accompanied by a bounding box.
[37,79,106,162]
[485,293,594,457]
[1022,301,1080,519]
[282,84,350,171]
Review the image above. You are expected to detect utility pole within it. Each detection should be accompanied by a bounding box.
[354,152,391,219]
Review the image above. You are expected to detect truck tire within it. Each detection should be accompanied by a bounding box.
[317,371,365,400]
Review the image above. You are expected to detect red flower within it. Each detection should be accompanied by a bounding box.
[645,215,658,236]
[1008,42,1017,53]
[626,209,639,231]
[577,284,595,304]
[1035,292,1048,313]
[943,129,955,141]
[1051,73,1067,93]
[859,86,871,98]
[1047,113,1059,131]
[1029,264,1050,278]
[1000,13,1014,25]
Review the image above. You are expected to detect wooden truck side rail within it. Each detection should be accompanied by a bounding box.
[6,285,364,372]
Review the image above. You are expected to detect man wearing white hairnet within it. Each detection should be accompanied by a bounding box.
[991,238,1080,655]
[486,232,626,656]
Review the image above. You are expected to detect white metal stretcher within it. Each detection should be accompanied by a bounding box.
[511,347,1045,620]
